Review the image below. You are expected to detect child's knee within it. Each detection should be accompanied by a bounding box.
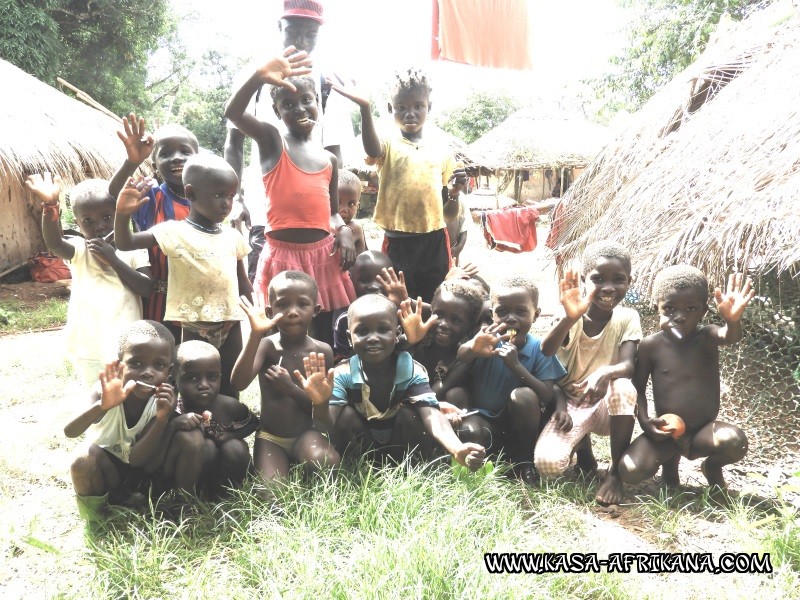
[70,452,100,482]
[173,429,205,459]
[715,424,748,460]
[395,405,423,435]
[618,452,646,484]
[443,387,469,409]
[457,418,492,449]
[533,449,571,478]
[509,387,542,422]
[219,438,250,468]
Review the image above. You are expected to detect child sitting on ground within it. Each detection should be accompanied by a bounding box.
[108,115,200,340]
[338,169,366,255]
[64,320,204,523]
[174,340,258,496]
[331,67,465,302]
[114,154,252,397]
[296,294,486,468]
[535,242,641,505]
[232,271,340,479]
[456,276,566,485]
[25,173,153,387]
[224,48,356,346]
[619,267,753,491]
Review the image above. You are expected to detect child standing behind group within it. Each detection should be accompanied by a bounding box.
[114,155,252,397]
[26,174,153,387]
[224,48,356,346]
[331,67,465,303]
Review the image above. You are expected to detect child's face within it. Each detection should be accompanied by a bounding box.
[120,336,173,400]
[350,261,390,297]
[74,198,115,240]
[658,288,708,339]
[177,354,221,410]
[269,279,320,335]
[431,291,473,348]
[280,16,320,53]
[492,287,540,345]
[389,87,431,138]
[338,186,360,224]
[584,257,632,313]
[186,171,239,225]
[273,81,319,134]
[154,135,197,191]
[350,306,399,365]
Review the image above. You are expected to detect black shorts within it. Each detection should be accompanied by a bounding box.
[101,448,164,503]
[383,229,450,303]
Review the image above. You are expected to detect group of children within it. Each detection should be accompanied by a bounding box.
[24,47,755,521]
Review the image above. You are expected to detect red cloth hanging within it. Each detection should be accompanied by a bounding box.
[431,0,533,71]
[482,206,539,253]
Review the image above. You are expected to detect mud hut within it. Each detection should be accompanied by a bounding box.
[547,4,800,293]
[0,59,134,272]
[469,109,609,202]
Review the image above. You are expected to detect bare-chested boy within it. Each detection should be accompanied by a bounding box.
[619,267,754,491]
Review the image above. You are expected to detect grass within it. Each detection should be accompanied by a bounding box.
[0,297,67,334]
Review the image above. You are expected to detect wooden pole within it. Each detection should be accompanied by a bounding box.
[56,78,122,123]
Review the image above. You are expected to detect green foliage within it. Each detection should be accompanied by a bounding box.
[0,297,67,333]
[437,91,520,143]
[594,0,768,113]
[0,1,61,80]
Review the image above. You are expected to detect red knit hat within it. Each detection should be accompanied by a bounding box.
[282,0,324,24]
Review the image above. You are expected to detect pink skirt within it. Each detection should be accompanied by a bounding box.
[254,235,355,311]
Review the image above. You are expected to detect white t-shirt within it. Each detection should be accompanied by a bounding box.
[64,237,149,363]
[89,396,158,462]
[150,221,250,322]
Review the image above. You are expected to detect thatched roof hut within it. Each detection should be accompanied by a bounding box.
[548,4,800,293]
[469,109,609,201]
[0,59,133,271]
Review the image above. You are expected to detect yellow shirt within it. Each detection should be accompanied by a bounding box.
[373,134,456,233]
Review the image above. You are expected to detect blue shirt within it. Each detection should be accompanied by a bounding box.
[471,334,567,417]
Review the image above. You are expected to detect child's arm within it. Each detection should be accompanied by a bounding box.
[541,268,593,356]
[712,273,755,345]
[327,81,382,158]
[64,361,138,437]
[231,296,284,390]
[114,178,158,251]
[88,239,154,298]
[108,114,155,198]
[376,267,410,307]
[237,260,254,303]
[25,173,74,260]
[632,339,671,442]
[457,323,509,363]
[214,397,259,443]
[417,405,486,470]
[495,342,555,405]
[577,340,637,403]
[294,352,336,431]
[328,157,357,271]
[128,383,177,467]
[398,297,438,347]
[450,231,468,259]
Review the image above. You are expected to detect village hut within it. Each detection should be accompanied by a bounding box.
[547,4,800,295]
[0,59,138,273]
[469,108,609,202]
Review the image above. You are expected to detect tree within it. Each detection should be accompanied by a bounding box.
[595,0,768,113]
[436,91,520,143]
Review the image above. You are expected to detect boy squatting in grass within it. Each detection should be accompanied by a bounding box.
[535,242,641,505]
[25,173,153,388]
[619,266,753,490]
[114,154,253,398]
[331,67,466,303]
[174,341,259,496]
[453,276,566,485]
[65,321,204,522]
[295,294,487,469]
[232,271,340,479]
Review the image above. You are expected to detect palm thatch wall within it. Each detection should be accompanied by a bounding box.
[0,59,135,270]
[548,4,800,294]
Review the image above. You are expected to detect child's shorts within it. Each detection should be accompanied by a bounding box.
[254,235,355,311]
[256,429,297,452]
[101,448,164,502]
[180,320,237,349]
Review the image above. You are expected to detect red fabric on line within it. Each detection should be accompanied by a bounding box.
[482,206,539,253]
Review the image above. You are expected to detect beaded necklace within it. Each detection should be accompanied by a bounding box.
[185,217,220,234]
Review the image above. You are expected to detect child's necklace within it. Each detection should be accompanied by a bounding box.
[185,217,220,234]
[166,185,189,202]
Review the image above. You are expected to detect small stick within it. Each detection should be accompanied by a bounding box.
[103,231,114,242]
[135,380,157,389]
[277,356,283,367]
[460,409,479,417]
[670,327,682,339]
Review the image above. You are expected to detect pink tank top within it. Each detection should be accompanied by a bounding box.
[263,144,332,233]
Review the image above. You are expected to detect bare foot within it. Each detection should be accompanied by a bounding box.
[700,459,726,488]
[596,471,625,506]
[575,435,598,477]
[661,454,681,488]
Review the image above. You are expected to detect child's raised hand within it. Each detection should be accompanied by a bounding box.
[25,172,61,207]
[377,267,409,307]
[98,360,137,410]
[263,364,297,396]
[154,382,176,422]
[398,297,438,346]
[239,295,283,334]
[116,177,154,216]
[560,268,592,320]
[117,113,154,165]
[327,77,370,109]
[466,323,508,357]
[294,352,334,406]
[453,442,487,471]
[445,262,479,281]
[714,272,755,323]
[256,46,313,90]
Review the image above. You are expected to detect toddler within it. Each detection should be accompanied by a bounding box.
[338,169,366,255]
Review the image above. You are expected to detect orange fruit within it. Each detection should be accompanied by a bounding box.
[658,413,686,439]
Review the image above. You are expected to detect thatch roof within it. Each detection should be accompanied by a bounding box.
[0,59,133,187]
[548,4,800,291]
[469,109,610,170]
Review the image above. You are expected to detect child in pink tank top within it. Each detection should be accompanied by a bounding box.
[225,48,356,343]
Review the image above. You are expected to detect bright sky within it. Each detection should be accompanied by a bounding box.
[172,0,630,111]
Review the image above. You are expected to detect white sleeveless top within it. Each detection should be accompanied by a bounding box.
[89,397,158,463]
